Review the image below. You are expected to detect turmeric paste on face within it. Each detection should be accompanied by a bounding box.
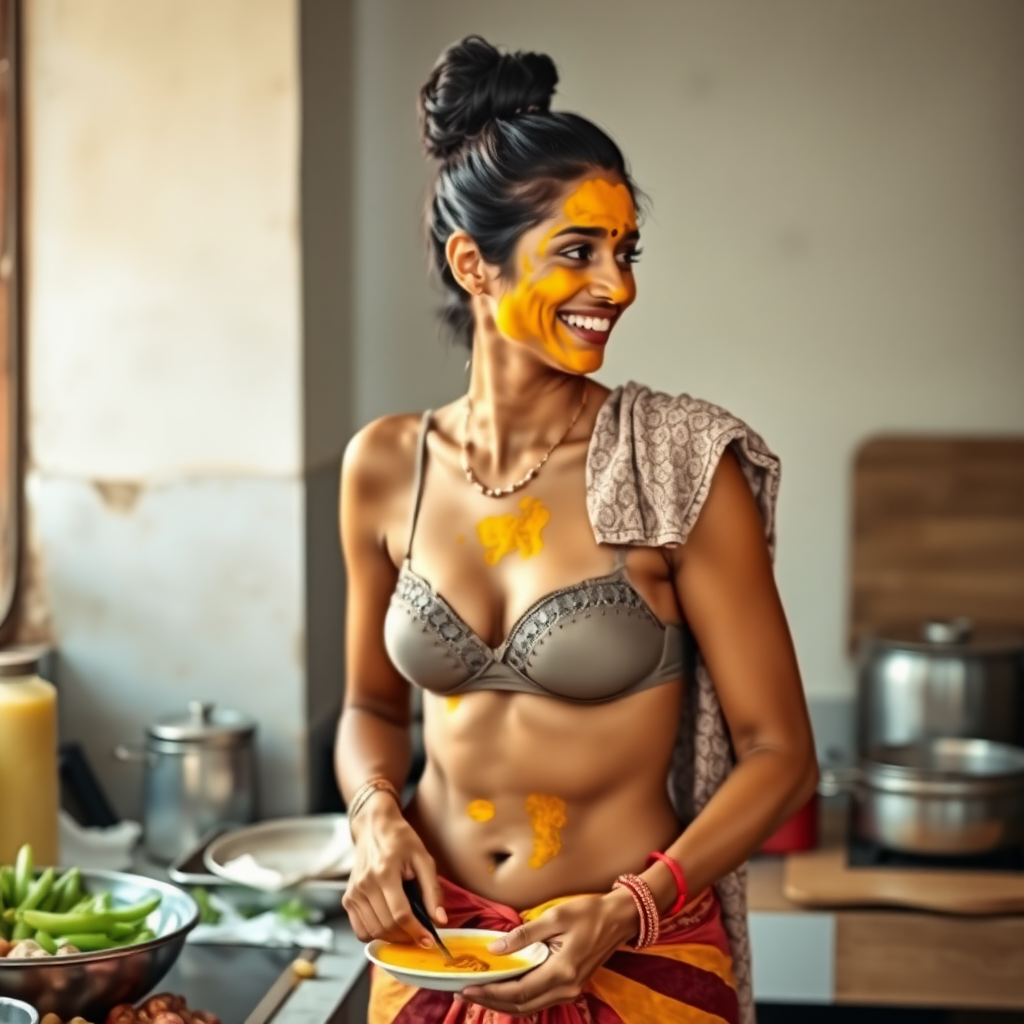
[496,178,638,374]
[524,793,567,869]
[476,496,550,566]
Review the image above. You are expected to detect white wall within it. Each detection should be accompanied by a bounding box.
[351,0,1024,698]
[24,0,311,819]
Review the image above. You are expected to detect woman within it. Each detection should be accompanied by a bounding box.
[336,35,817,1024]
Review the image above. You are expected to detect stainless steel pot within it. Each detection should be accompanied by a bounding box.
[857,619,1024,751]
[115,701,258,863]
[820,738,1024,855]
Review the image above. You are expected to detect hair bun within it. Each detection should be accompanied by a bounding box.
[419,35,558,160]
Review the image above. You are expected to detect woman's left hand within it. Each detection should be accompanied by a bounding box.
[456,889,637,1017]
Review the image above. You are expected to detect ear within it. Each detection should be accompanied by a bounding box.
[446,231,489,297]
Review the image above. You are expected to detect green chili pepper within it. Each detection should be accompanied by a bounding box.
[19,894,160,937]
[55,869,82,914]
[19,867,55,912]
[92,891,112,912]
[43,870,75,912]
[33,929,57,954]
[0,867,13,908]
[191,887,222,925]
[105,894,160,923]
[12,846,33,906]
[18,908,114,936]
[11,919,33,941]
[56,932,121,952]
[134,927,155,943]
[107,921,141,939]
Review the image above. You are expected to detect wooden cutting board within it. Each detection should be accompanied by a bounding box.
[784,845,1024,915]
[849,435,1024,651]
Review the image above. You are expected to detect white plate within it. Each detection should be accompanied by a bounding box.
[204,815,353,894]
[366,928,549,992]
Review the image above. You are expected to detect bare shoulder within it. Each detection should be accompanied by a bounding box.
[342,412,423,495]
[340,413,425,557]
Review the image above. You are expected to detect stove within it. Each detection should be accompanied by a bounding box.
[846,818,1024,873]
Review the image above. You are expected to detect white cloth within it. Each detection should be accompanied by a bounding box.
[59,810,142,871]
[185,891,336,950]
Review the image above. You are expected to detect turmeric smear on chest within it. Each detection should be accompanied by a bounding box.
[476,496,550,566]
[525,793,567,869]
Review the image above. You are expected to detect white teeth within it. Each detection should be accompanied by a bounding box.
[563,314,612,332]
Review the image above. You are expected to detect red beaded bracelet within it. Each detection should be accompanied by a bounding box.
[613,873,660,950]
[646,851,688,917]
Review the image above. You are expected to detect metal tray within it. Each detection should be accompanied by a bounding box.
[169,826,348,918]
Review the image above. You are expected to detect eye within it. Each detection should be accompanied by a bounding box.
[558,243,592,261]
[617,247,642,267]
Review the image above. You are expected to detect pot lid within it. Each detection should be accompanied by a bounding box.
[863,738,1024,795]
[866,618,1024,656]
[0,646,50,679]
[148,701,256,744]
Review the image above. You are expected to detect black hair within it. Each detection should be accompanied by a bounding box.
[418,35,643,350]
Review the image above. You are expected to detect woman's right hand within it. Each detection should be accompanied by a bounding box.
[342,795,448,946]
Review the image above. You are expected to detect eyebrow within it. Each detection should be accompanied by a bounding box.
[551,225,641,243]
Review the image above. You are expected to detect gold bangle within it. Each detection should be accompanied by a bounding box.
[347,776,401,822]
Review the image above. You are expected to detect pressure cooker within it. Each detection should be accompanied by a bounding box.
[115,701,258,863]
[857,618,1024,751]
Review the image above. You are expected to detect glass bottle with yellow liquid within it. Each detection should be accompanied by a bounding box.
[0,648,59,865]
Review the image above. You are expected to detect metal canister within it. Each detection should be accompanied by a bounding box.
[115,701,258,862]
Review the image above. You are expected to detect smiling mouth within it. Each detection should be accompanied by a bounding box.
[557,310,618,345]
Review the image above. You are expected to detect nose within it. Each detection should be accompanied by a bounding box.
[589,251,634,305]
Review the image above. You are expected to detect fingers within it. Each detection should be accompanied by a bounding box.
[412,854,448,926]
[375,870,432,945]
[489,907,561,954]
[461,967,580,1017]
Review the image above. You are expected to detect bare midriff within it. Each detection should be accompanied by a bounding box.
[405,679,683,911]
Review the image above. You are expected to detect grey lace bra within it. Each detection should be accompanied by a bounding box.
[383,412,685,703]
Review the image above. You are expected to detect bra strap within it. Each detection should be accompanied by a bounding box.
[612,545,629,571]
[404,411,433,560]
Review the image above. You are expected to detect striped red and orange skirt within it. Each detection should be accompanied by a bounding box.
[369,876,739,1024]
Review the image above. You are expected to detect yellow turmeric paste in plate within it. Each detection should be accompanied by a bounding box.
[376,936,527,974]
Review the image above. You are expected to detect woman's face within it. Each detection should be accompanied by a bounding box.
[493,172,640,375]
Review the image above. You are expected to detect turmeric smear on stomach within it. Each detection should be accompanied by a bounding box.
[525,793,567,869]
[377,935,525,974]
[467,799,495,823]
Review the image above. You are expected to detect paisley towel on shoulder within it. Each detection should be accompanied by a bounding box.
[587,381,782,1024]
[369,875,740,1024]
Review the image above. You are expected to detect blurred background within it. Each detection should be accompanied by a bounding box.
[0,0,1022,1020]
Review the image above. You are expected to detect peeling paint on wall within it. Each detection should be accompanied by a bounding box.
[93,480,143,515]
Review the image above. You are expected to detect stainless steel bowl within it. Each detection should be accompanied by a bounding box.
[0,870,199,1019]
[0,997,39,1024]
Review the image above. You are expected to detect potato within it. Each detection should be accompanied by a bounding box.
[0,938,12,958]
[105,1004,139,1024]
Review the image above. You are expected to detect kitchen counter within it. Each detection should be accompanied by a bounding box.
[128,850,371,1024]
[746,799,1024,1010]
